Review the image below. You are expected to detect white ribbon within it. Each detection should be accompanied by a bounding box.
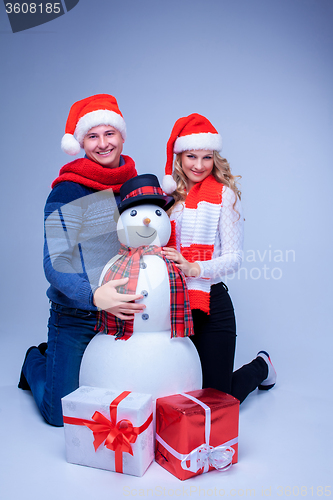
[180,443,235,473]
[156,392,238,474]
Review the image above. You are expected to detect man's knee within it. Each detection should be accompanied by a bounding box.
[40,402,64,427]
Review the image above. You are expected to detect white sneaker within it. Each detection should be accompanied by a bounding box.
[257,351,277,390]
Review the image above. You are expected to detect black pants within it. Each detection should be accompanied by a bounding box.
[190,282,267,403]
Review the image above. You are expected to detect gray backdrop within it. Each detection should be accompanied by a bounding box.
[0,0,332,405]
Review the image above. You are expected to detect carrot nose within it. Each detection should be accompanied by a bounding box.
[143,217,151,226]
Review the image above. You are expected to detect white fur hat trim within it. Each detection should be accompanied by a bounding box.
[75,109,127,146]
[174,132,222,154]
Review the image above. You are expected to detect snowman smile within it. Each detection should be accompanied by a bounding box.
[136,230,156,238]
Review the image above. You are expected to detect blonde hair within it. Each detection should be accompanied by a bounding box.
[170,151,241,210]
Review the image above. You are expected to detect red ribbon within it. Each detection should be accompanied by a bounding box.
[63,391,153,473]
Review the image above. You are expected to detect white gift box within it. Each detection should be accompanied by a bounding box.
[61,386,154,476]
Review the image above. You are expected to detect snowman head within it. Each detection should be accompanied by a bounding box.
[117,204,171,248]
[115,174,175,248]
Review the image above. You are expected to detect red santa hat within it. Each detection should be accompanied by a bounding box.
[162,113,223,194]
[61,94,126,155]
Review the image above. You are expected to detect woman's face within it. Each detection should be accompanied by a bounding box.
[83,125,124,168]
[181,150,214,190]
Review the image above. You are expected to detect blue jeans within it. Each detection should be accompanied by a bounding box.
[22,302,97,426]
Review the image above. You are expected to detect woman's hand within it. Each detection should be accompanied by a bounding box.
[93,278,145,320]
[162,247,201,278]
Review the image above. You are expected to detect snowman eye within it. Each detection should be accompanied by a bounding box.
[155,209,162,216]
[130,209,137,217]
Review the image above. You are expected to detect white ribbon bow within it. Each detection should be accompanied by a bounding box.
[181,443,235,473]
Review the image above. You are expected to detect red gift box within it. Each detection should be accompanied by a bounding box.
[155,388,239,480]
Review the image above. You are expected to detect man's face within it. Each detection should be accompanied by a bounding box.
[83,125,124,168]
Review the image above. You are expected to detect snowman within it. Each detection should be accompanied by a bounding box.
[79,174,202,401]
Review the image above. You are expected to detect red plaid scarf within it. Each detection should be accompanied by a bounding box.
[96,244,194,340]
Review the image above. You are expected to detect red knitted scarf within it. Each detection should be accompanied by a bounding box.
[96,244,194,340]
[168,175,223,314]
[51,155,137,193]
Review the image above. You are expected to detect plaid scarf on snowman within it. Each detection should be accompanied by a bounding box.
[96,244,194,340]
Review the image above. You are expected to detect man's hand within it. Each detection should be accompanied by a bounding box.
[93,278,145,320]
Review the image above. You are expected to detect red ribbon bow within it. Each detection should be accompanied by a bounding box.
[63,391,153,473]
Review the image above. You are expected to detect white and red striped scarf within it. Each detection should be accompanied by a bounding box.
[168,175,223,314]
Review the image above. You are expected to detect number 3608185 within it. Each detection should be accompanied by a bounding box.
[5,3,61,14]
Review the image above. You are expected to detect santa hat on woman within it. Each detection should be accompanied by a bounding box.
[61,94,127,155]
[162,113,223,194]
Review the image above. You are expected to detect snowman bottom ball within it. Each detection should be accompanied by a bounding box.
[79,331,202,401]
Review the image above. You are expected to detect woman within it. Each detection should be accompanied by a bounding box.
[18,94,145,426]
[162,113,276,403]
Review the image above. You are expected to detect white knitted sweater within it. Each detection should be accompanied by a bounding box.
[169,186,244,285]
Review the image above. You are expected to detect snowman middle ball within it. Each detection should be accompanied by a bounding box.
[79,199,202,401]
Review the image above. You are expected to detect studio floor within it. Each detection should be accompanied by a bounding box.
[1,332,332,500]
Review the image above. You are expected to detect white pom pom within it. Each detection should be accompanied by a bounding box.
[162,175,177,194]
[61,133,81,155]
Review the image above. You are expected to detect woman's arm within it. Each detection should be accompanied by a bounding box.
[197,186,243,279]
[163,186,243,279]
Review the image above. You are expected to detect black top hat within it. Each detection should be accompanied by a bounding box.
[116,174,175,220]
